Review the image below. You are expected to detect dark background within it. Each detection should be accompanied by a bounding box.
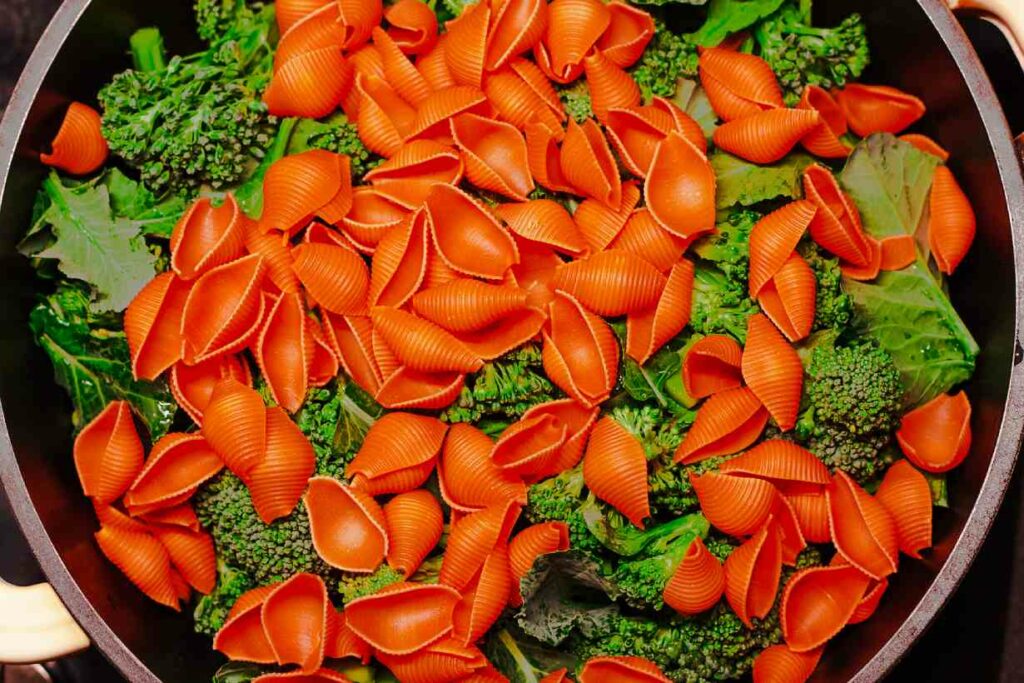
[1,2,1023,682]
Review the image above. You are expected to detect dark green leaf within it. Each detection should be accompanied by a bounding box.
[689,0,787,47]
[711,150,815,208]
[212,662,262,683]
[484,627,576,683]
[672,78,717,139]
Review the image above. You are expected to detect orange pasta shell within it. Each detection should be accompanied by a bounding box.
[509,522,570,600]
[496,200,587,256]
[492,413,569,480]
[483,64,564,136]
[375,366,466,410]
[573,181,641,253]
[244,218,300,294]
[368,210,428,309]
[896,391,972,473]
[40,102,108,175]
[786,491,831,544]
[74,401,144,504]
[409,85,490,142]
[347,411,447,495]
[690,471,777,537]
[797,85,850,159]
[583,416,650,528]
[663,537,725,616]
[836,83,926,137]
[899,133,950,161]
[626,259,694,365]
[356,74,417,156]
[372,306,483,374]
[440,423,528,512]
[928,165,976,275]
[255,293,313,413]
[878,234,917,271]
[713,109,821,164]
[180,254,266,364]
[742,314,803,431]
[413,279,528,333]
[748,200,816,296]
[604,105,673,178]
[757,252,816,343]
[384,489,444,575]
[579,656,671,683]
[452,113,535,200]
[444,2,490,88]
[752,644,823,683]
[305,477,389,573]
[276,0,332,33]
[874,460,933,558]
[486,0,548,71]
[373,27,432,107]
[95,524,180,610]
[152,525,217,595]
[264,47,352,119]
[645,132,716,239]
[169,355,251,425]
[453,546,513,644]
[675,387,768,464]
[292,242,370,316]
[611,208,689,272]
[375,638,488,683]
[724,520,783,627]
[597,1,655,68]
[525,122,576,193]
[802,164,870,267]
[699,48,783,122]
[827,471,899,579]
[440,501,521,591]
[721,440,830,485]
[171,195,246,281]
[553,249,666,317]
[364,140,464,209]
[123,433,222,512]
[682,334,743,400]
[385,0,438,55]
[425,183,520,280]
[125,272,190,381]
[542,0,610,81]
[246,407,315,523]
[583,50,641,122]
[542,292,619,407]
[261,573,329,672]
[561,118,622,208]
[781,564,871,652]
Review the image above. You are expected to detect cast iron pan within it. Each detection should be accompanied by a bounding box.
[0,1,1022,681]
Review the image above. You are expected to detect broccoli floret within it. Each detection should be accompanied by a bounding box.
[704,531,739,563]
[799,339,905,483]
[647,454,723,518]
[694,210,758,282]
[193,561,255,636]
[99,13,277,195]
[753,3,870,104]
[194,0,260,43]
[442,345,559,435]
[690,265,759,343]
[558,80,593,123]
[630,21,700,102]
[302,117,379,179]
[611,404,689,460]
[525,466,607,556]
[798,241,853,333]
[336,565,405,604]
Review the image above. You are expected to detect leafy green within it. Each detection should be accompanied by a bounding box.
[483,627,576,683]
[28,281,177,438]
[689,0,787,47]
[672,78,717,139]
[21,172,158,312]
[297,381,384,478]
[711,150,815,209]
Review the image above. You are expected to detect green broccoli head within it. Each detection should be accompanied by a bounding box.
[524,466,609,556]
[302,117,379,179]
[630,20,700,102]
[753,3,870,104]
[194,0,260,43]
[557,79,594,124]
[689,264,759,343]
[193,560,255,636]
[335,565,406,604]
[798,241,853,333]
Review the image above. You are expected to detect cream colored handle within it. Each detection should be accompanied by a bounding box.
[949,0,1024,65]
[0,580,89,664]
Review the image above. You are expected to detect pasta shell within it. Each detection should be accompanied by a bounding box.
[786,491,831,544]
[95,525,180,610]
[418,37,456,90]
[626,259,694,365]
[325,611,371,663]
[425,183,520,280]
[510,238,563,309]
[40,102,108,175]
[802,164,870,267]
[365,213,425,309]
[579,656,671,683]
[583,50,641,122]
[371,306,483,373]
[748,200,817,297]
[171,195,246,281]
[675,387,769,464]
[691,470,777,537]
[875,460,932,559]
[496,200,586,256]
[583,416,650,528]
[486,0,548,71]
[253,670,352,683]
[512,57,566,119]
[845,570,887,625]
[255,293,312,413]
[484,64,564,135]
[543,0,610,81]
[838,235,883,281]
[522,399,598,476]
[836,83,926,137]
[412,279,527,333]
[181,254,266,364]
[125,272,190,381]
[261,573,329,672]
[337,0,383,49]
[151,525,217,594]
[928,165,976,275]
[540,670,570,683]
[508,522,570,606]
[663,537,725,615]
[604,106,673,178]
[274,5,347,70]
[713,109,822,165]
[561,119,621,208]
[134,503,199,531]
[699,48,783,122]
[444,2,491,88]
[375,638,487,683]
[650,96,707,154]
[645,132,716,239]
[440,501,521,590]
[542,292,619,407]
[827,471,899,579]
[246,407,315,523]
[553,249,665,316]
[350,43,385,81]
[896,391,972,473]
[742,314,803,431]
[307,318,340,387]
[573,181,641,252]
[451,113,534,200]
[347,412,447,494]
[878,234,917,272]
[373,27,432,107]
[596,0,655,68]
[74,401,144,504]
[440,424,528,513]
[364,140,463,209]
[356,74,418,156]
[411,84,494,144]
[244,218,300,294]
[384,490,444,575]
[757,252,816,342]
[452,546,513,644]
[441,304,540,358]
[375,366,466,410]
[215,594,277,663]
[525,122,576,193]
[170,355,251,426]
[772,494,808,566]
[721,440,830,485]
[292,243,370,316]
[752,645,823,683]
[611,208,689,272]
[341,188,409,252]
[724,520,783,627]
[277,0,332,33]
[385,0,438,55]
[797,85,850,158]
[781,564,871,652]
[264,47,352,119]
[321,313,383,394]
[123,433,222,512]
[682,334,743,400]
[491,413,568,479]
[305,477,389,573]
[899,133,950,161]
[260,150,344,235]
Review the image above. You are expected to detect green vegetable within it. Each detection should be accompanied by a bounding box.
[193,561,255,636]
[630,22,699,102]
[483,627,577,683]
[711,150,815,209]
[99,11,277,196]
[296,381,384,479]
[212,662,263,683]
[752,1,870,104]
[798,241,853,333]
[442,345,559,435]
[525,466,607,556]
[611,403,691,461]
[233,116,297,216]
[618,347,690,412]
[435,0,475,21]
[582,503,706,559]
[102,168,188,238]
[689,211,760,342]
[194,0,261,43]
[672,79,717,139]
[21,172,158,312]
[689,0,786,47]
[28,281,177,438]
[288,114,380,179]
[558,80,594,123]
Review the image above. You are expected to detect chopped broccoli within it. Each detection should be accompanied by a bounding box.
[647,453,723,519]
[335,565,405,604]
[611,404,688,460]
[295,381,384,479]
[525,466,607,556]
[798,241,853,333]
[558,80,594,123]
[292,115,380,179]
[690,264,759,343]
[630,21,700,102]
[194,0,261,43]
[193,560,254,636]
[694,210,758,282]
[442,345,559,435]
[798,337,905,483]
[752,2,870,104]
[99,11,277,195]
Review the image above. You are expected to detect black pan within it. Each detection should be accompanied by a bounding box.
[1,1,1022,681]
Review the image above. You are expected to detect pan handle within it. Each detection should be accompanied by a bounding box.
[0,579,89,664]
[949,0,1024,66]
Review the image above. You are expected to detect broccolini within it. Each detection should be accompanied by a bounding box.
[630,21,700,102]
[193,561,254,636]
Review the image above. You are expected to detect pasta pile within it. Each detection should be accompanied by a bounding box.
[39,0,980,681]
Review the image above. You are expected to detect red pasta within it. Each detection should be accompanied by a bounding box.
[675,387,769,463]
[305,477,389,573]
[74,401,145,504]
[663,537,725,615]
[542,292,619,407]
[928,165,976,275]
[451,113,535,200]
[553,249,666,316]
[425,183,520,280]
[583,416,651,528]
[724,520,783,627]
[742,314,804,432]
[699,48,783,122]
[691,471,777,537]
[40,102,108,175]
[384,490,445,575]
[896,391,972,472]
[836,83,926,136]
[713,109,822,164]
[125,272,190,381]
[645,132,717,239]
[682,335,743,400]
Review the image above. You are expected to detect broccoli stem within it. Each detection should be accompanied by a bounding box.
[129,28,168,74]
